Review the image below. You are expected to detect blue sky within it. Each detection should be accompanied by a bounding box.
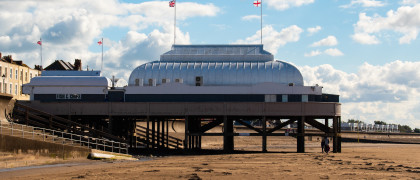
[0,0,420,128]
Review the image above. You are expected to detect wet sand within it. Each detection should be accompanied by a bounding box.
[1,137,419,179]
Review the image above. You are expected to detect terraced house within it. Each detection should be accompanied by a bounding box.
[0,53,41,100]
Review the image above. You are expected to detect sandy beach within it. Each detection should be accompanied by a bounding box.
[1,136,419,180]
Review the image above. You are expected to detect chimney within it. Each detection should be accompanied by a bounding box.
[74,59,82,71]
[34,65,42,71]
[4,55,12,63]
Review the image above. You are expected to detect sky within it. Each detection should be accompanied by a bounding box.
[0,0,420,129]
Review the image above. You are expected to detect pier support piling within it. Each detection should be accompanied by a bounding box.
[223,116,234,152]
[297,116,305,153]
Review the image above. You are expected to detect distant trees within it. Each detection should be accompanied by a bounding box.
[414,128,420,133]
[347,119,364,124]
[374,121,387,125]
[399,125,412,133]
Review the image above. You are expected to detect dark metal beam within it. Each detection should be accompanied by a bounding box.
[305,118,332,133]
[236,119,262,133]
[200,119,223,133]
[267,119,295,133]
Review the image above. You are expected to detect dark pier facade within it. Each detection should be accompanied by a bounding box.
[15,101,341,153]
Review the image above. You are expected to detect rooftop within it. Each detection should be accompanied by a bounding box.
[160,44,274,62]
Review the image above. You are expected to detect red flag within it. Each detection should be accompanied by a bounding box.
[97,40,102,45]
[169,0,175,7]
[37,41,42,45]
[253,0,261,7]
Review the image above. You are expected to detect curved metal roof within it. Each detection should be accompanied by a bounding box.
[25,76,112,87]
[160,44,274,62]
[128,60,303,86]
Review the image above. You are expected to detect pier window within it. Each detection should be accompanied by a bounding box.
[282,95,288,102]
[15,69,18,79]
[302,95,308,102]
[9,68,12,79]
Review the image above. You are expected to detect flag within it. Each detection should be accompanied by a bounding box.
[253,0,261,7]
[169,0,175,7]
[37,40,42,45]
[97,40,102,45]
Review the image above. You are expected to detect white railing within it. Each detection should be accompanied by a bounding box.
[0,122,129,154]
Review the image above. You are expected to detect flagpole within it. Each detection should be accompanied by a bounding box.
[40,38,43,70]
[174,0,176,45]
[101,37,103,72]
[261,0,263,44]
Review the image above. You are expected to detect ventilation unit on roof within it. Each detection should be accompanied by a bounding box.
[195,76,203,86]
[175,78,183,83]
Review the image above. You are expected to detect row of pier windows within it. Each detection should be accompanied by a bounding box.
[135,78,184,86]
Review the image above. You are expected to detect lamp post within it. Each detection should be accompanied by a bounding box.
[2,74,5,93]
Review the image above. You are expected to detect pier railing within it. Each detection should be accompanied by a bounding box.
[136,125,183,149]
[0,122,129,154]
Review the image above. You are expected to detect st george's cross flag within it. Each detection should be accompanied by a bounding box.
[169,0,175,7]
[253,0,261,7]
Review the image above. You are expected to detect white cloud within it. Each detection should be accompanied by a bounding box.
[304,50,322,57]
[352,4,420,44]
[299,60,420,128]
[341,0,386,8]
[242,15,260,21]
[307,26,322,35]
[304,48,344,57]
[401,0,420,5]
[324,48,344,56]
[234,25,303,55]
[0,0,220,79]
[265,0,315,11]
[310,36,338,47]
[351,33,381,44]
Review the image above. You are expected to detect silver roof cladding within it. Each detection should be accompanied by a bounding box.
[128,60,304,86]
[160,44,274,62]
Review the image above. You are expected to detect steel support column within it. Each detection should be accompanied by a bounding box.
[184,116,189,149]
[333,116,338,153]
[161,118,165,147]
[262,117,267,152]
[151,118,155,149]
[223,116,234,152]
[297,116,305,153]
[338,116,342,153]
[146,116,150,149]
[157,118,160,147]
